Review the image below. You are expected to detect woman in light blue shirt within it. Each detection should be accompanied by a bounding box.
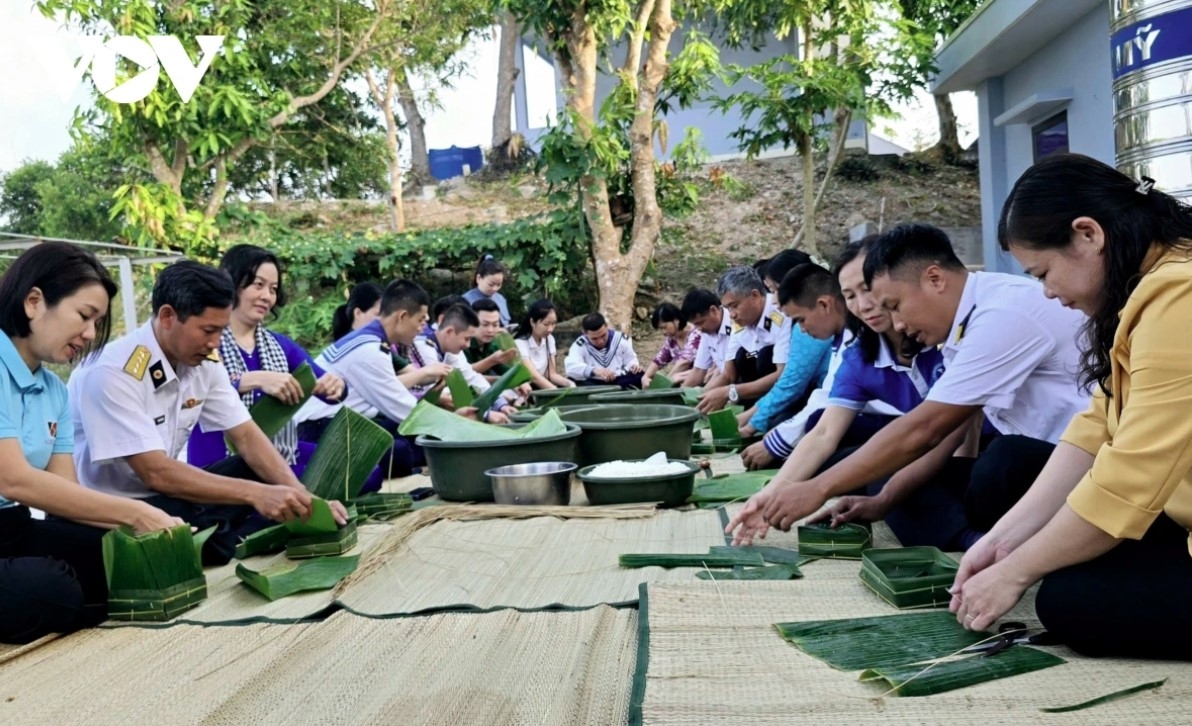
[0,242,180,644]
[462,255,512,327]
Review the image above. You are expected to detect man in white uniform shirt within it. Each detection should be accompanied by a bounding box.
[564,313,644,388]
[730,224,1089,542]
[696,266,790,413]
[682,288,733,387]
[70,261,347,565]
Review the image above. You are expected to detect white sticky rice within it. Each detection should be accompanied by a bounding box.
[587,460,690,478]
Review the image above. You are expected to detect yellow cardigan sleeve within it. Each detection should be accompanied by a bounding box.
[1067,276,1192,539]
[1059,388,1110,456]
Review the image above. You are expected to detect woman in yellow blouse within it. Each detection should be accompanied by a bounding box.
[951,153,1192,658]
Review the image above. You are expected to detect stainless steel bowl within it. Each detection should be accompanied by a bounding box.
[486,462,577,506]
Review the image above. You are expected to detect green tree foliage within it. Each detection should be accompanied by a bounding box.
[37,0,420,249]
[507,0,729,330]
[714,1,926,254]
[0,161,56,235]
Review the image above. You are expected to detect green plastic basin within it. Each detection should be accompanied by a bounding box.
[590,388,692,407]
[528,385,621,408]
[417,423,582,502]
[577,459,699,507]
[559,404,699,466]
[508,405,600,424]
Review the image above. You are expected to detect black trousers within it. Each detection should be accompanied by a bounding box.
[1035,513,1192,659]
[0,506,107,644]
[819,434,1054,550]
[576,372,644,390]
[734,345,776,407]
[144,456,270,567]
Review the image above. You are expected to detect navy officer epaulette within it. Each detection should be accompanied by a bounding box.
[206,349,221,363]
[123,345,151,381]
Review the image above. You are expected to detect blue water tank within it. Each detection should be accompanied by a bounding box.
[428,145,485,180]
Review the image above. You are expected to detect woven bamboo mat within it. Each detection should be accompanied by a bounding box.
[0,607,636,725]
[0,634,59,667]
[147,522,393,626]
[337,507,727,615]
[635,573,1190,725]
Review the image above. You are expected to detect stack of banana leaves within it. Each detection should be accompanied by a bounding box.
[103,524,215,621]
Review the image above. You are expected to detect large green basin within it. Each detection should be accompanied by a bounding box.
[417,423,582,502]
[508,405,600,424]
[591,388,691,407]
[559,404,699,466]
[528,385,621,408]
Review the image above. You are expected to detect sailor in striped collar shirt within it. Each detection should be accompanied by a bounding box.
[564,313,643,389]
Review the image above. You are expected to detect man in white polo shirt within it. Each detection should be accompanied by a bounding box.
[70,261,346,564]
[728,223,1088,542]
[682,288,733,387]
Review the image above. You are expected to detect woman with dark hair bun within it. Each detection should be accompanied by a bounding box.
[951,153,1192,659]
[0,242,182,643]
[332,282,383,341]
[640,302,700,388]
[462,255,512,327]
[187,244,345,474]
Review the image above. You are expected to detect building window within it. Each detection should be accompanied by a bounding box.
[1033,112,1069,161]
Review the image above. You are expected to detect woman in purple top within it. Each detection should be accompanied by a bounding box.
[187,245,345,473]
[641,302,701,388]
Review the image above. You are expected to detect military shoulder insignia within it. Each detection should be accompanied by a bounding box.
[123,345,151,380]
[769,311,785,326]
[206,350,221,363]
[149,361,167,390]
[763,316,773,332]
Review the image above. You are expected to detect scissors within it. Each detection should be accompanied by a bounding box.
[961,622,1056,658]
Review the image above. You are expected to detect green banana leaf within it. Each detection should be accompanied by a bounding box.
[696,564,802,581]
[859,547,958,609]
[399,400,566,442]
[234,523,290,560]
[619,551,765,569]
[445,368,474,408]
[797,522,872,559]
[493,330,517,352]
[688,472,774,503]
[708,545,811,567]
[236,554,360,601]
[300,407,394,501]
[473,361,532,412]
[1041,679,1168,713]
[775,612,990,671]
[859,646,1065,697]
[284,497,338,536]
[679,387,703,406]
[249,363,318,439]
[648,372,674,389]
[707,408,740,442]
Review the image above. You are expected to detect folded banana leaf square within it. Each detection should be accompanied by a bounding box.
[859,547,958,609]
[285,522,359,559]
[797,522,872,559]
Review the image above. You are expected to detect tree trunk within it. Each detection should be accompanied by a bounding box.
[396,68,430,181]
[610,0,674,334]
[933,93,962,161]
[366,68,406,232]
[793,108,851,251]
[492,11,520,150]
[798,131,818,257]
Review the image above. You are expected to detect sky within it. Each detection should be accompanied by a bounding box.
[0,1,977,176]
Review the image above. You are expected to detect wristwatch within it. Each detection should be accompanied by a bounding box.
[728,384,739,403]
